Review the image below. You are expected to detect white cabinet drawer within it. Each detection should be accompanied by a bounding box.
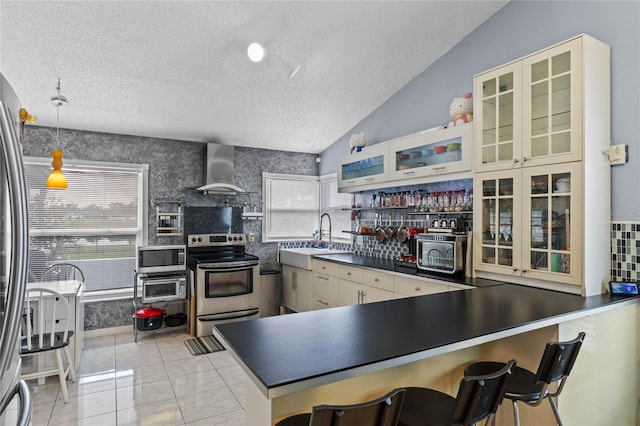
[339,265,363,283]
[311,296,338,310]
[362,269,394,292]
[313,260,339,277]
[394,276,449,297]
[313,273,339,301]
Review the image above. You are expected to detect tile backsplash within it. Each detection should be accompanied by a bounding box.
[611,222,640,282]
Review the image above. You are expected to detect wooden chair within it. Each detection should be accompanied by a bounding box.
[19,287,76,403]
[398,360,516,426]
[276,388,406,426]
[463,333,585,426]
[40,262,85,283]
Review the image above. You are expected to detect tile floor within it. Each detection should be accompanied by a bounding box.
[20,330,247,425]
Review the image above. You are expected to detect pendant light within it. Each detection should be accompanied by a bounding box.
[46,78,68,189]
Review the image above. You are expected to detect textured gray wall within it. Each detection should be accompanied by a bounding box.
[320,1,640,221]
[22,126,317,330]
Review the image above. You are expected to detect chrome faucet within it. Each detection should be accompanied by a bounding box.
[320,213,332,247]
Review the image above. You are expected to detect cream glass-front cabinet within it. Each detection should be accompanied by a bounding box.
[474,163,582,287]
[389,123,473,182]
[337,143,389,191]
[475,36,595,172]
[473,34,610,296]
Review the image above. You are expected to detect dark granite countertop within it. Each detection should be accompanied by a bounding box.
[214,282,637,398]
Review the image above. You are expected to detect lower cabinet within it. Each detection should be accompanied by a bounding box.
[282,265,312,313]
[282,260,470,313]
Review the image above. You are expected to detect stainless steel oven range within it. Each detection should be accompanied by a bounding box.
[186,233,260,337]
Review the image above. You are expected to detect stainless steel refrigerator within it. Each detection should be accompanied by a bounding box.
[0,73,32,425]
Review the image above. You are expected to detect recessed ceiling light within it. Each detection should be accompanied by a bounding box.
[247,43,265,62]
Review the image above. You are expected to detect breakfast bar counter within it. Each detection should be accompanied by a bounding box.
[213,283,639,425]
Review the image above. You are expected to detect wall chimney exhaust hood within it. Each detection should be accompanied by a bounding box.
[196,144,245,194]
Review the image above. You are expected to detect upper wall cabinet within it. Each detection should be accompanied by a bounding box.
[389,123,473,181]
[475,37,598,172]
[338,124,473,193]
[337,142,389,191]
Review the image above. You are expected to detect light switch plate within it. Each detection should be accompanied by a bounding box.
[609,144,628,165]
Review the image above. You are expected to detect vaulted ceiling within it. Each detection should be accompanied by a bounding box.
[0,1,506,154]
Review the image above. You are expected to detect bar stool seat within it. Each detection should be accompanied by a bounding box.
[275,387,406,426]
[463,332,586,426]
[398,360,516,426]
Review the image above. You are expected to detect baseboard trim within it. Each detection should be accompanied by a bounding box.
[84,325,132,338]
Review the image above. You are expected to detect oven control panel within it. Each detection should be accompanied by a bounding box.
[188,233,246,247]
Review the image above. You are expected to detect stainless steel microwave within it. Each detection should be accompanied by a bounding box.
[137,245,186,274]
[416,233,467,275]
[139,274,187,303]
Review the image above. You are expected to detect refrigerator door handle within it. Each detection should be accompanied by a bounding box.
[0,101,29,375]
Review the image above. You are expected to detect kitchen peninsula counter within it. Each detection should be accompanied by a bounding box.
[213,282,639,425]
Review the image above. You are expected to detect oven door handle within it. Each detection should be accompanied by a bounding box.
[198,262,258,272]
[197,308,259,321]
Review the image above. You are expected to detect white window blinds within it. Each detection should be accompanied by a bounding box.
[23,157,147,291]
[263,173,319,242]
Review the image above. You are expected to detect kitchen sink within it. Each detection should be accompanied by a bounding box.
[279,247,352,270]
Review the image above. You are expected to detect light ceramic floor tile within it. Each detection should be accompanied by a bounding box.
[83,335,115,350]
[169,369,228,398]
[49,388,116,423]
[177,387,241,424]
[115,342,161,362]
[74,411,117,426]
[116,398,184,426]
[26,378,60,405]
[163,355,215,378]
[57,375,116,401]
[218,365,247,388]
[158,343,193,363]
[77,353,116,377]
[115,362,169,388]
[206,350,238,370]
[115,332,156,346]
[185,408,246,426]
[116,378,176,411]
[154,331,192,349]
[27,400,55,426]
[115,351,164,370]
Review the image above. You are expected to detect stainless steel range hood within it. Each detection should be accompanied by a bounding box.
[196,144,245,194]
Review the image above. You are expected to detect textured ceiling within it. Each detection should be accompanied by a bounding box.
[0,1,506,154]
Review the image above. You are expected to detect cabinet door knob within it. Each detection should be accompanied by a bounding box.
[415,287,420,292]
[522,157,529,162]
[347,272,351,276]
[374,278,379,282]
[512,158,519,164]
[522,269,528,273]
[512,268,519,272]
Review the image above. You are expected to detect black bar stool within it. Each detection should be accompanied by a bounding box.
[397,359,516,426]
[463,332,585,426]
[275,387,406,426]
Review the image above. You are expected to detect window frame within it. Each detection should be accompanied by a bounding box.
[23,156,148,298]
[262,172,352,243]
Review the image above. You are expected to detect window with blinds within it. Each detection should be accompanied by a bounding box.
[23,157,148,291]
[263,172,351,242]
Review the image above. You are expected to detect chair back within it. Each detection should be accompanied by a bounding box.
[309,388,406,426]
[451,359,516,426]
[535,332,586,385]
[40,262,85,283]
[21,287,72,353]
